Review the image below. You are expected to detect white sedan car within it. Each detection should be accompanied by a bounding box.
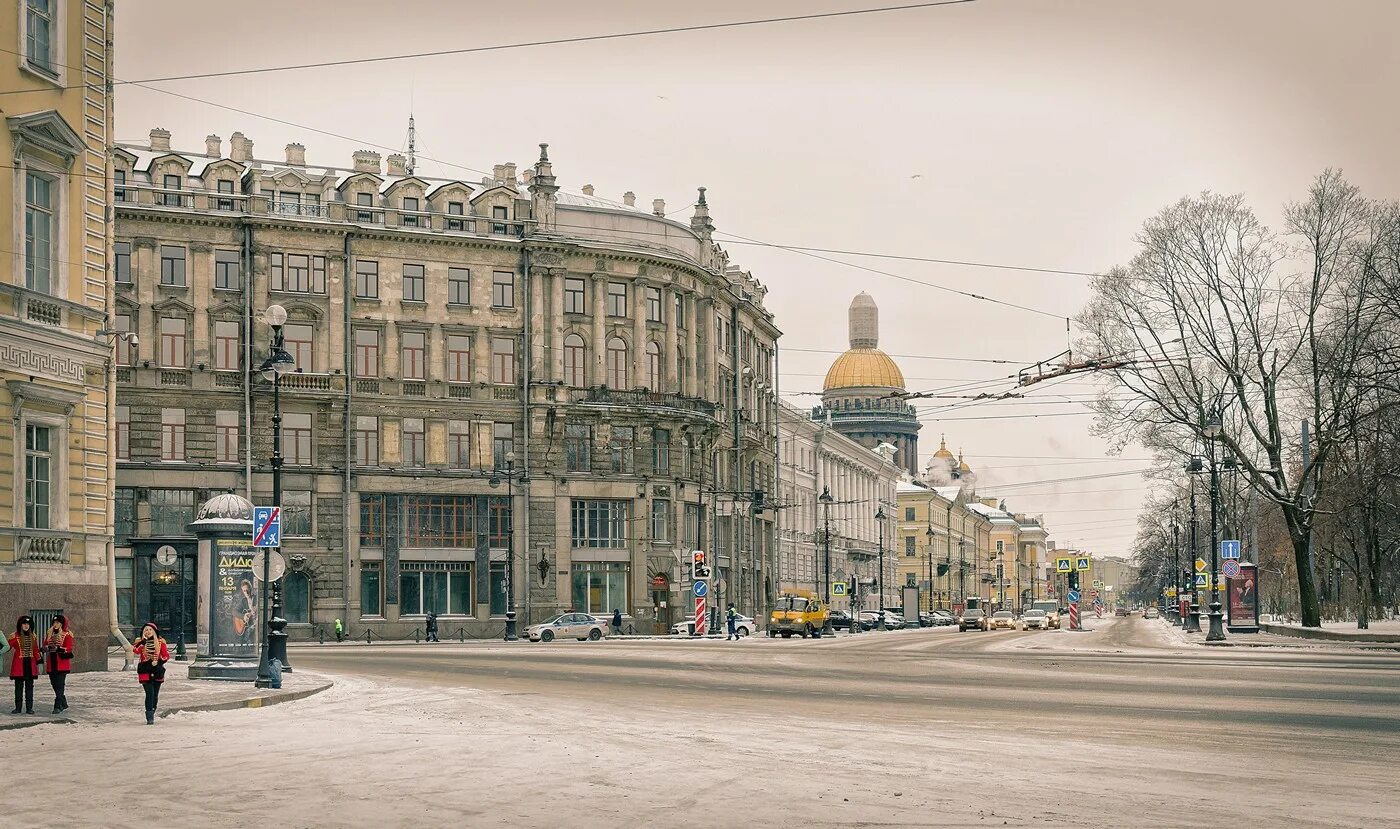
[526,613,608,642]
[672,614,754,637]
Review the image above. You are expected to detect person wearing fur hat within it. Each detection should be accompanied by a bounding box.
[132,622,170,725]
[8,615,42,714]
[43,615,74,713]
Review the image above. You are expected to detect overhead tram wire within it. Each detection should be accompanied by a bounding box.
[0,1,977,95]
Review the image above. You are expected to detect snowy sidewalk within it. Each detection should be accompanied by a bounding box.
[0,651,332,730]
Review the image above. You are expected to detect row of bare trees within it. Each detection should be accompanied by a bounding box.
[1080,171,1400,627]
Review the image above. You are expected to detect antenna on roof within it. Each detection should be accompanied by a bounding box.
[406,112,417,177]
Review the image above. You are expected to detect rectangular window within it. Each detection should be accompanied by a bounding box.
[114,242,132,284]
[360,563,383,616]
[653,428,670,475]
[652,498,671,543]
[570,500,630,549]
[214,249,240,290]
[159,246,186,286]
[610,426,635,474]
[446,334,470,383]
[24,425,51,529]
[402,418,425,467]
[24,173,54,293]
[646,287,662,322]
[116,405,130,460]
[25,0,54,73]
[213,320,239,371]
[905,507,916,521]
[607,281,627,317]
[114,490,135,544]
[160,317,186,367]
[491,205,509,235]
[564,278,587,314]
[283,323,313,373]
[271,252,326,294]
[283,412,313,465]
[355,192,375,222]
[400,331,426,380]
[564,337,586,387]
[160,409,186,461]
[564,423,591,473]
[402,263,425,302]
[446,201,465,231]
[113,169,127,203]
[280,490,312,538]
[675,293,686,329]
[683,504,701,550]
[215,410,239,464]
[355,260,379,298]
[448,421,471,469]
[448,267,470,305]
[493,423,514,470]
[492,271,515,308]
[905,536,917,557]
[401,197,420,227]
[354,329,380,378]
[400,562,473,615]
[148,489,196,536]
[490,337,516,385]
[116,314,135,366]
[216,179,235,211]
[162,174,183,207]
[355,416,379,466]
[996,540,1004,554]
[115,558,134,628]
[571,562,629,615]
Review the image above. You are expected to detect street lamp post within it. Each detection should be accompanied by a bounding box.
[1170,506,1181,624]
[491,451,521,641]
[255,304,294,689]
[958,539,966,611]
[1184,456,1203,633]
[1203,411,1226,642]
[925,526,935,612]
[819,486,834,637]
[876,507,886,630]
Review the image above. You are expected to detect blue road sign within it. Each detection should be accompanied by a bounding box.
[1194,573,1208,588]
[693,580,708,597]
[253,506,281,548]
[1221,540,1241,560]
[1067,589,1081,604]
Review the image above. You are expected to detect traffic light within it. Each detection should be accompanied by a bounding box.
[691,550,711,581]
[751,489,765,514]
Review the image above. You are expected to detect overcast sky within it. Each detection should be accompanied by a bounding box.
[113,0,1400,557]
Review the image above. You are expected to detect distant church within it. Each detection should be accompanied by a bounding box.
[815,293,922,476]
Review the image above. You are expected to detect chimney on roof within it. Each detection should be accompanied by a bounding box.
[230,132,253,163]
[352,150,381,174]
[623,191,636,208]
[652,198,666,217]
[149,128,171,151]
[386,154,408,176]
[285,143,306,166]
[581,184,594,196]
[205,135,222,158]
[502,162,517,183]
[521,169,533,184]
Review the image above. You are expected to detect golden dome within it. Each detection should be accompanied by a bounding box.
[823,348,906,391]
[932,434,955,460]
[957,450,972,474]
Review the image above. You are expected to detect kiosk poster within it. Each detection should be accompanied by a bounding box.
[1227,563,1259,628]
[212,539,259,658]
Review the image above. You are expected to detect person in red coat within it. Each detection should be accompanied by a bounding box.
[132,622,170,725]
[8,615,42,714]
[43,615,74,714]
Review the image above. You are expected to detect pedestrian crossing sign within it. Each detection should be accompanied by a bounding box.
[1194,573,1208,588]
[1056,557,1072,573]
[1076,556,1091,572]
[831,582,848,597]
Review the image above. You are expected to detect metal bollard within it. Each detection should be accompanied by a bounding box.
[414,627,421,644]
[318,626,325,645]
[365,628,373,645]
[457,627,465,643]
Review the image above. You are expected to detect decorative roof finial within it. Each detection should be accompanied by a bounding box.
[697,186,707,207]
[538,142,550,162]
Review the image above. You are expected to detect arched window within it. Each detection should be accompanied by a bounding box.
[284,571,311,624]
[563,334,586,387]
[645,341,662,391]
[606,337,628,389]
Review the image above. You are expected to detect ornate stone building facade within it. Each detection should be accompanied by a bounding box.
[812,293,921,476]
[112,129,779,638]
[0,0,114,670]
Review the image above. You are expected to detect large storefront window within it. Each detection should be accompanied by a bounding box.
[114,488,136,545]
[359,494,510,549]
[399,562,472,615]
[571,562,629,614]
[284,571,311,623]
[361,563,382,616]
[570,499,629,549]
[148,489,196,536]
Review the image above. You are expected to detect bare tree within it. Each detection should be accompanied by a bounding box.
[1077,171,1395,627]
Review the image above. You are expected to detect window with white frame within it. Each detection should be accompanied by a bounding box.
[24,424,52,528]
[570,499,629,549]
[446,334,470,383]
[270,252,326,294]
[646,287,662,322]
[215,410,238,464]
[492,271,515,308]
[646,341,662,390]
[24,172,56,294]
[652,428,670,475]
[114,242,132,285]
[610,426,634,474]
[355,260,379,298]
[563,334,586,387]
[564,278,586,314]
[283,323,313,373]
[606,338,628,388]
[159,246,186,286]
[213,320,239,371]
[116,406,130,461]
[448,267,470,305]
[402,263,425,302]
[160,408,186,461]
[400,330,426,380]
[399,562,473,616]
[159,317,186,367]
[607,282,627,317]
[283,412,312,465]
[355,416,379,466]
[214,249,239,290]
[491,337,516,385]
[354,328,380,377]
[651,498,671,543]
[24,0,57,76]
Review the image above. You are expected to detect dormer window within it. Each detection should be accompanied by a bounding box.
[216,179,235,211]
[355,192,375,223]
[491,205,509,234]
[402,196,420,227]
[447,201,465,231]
[113,169,127,203]
[162,174,183,207]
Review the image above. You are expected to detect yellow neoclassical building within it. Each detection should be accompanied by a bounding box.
[0,0,115,670]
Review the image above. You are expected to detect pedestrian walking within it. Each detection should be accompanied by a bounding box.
[726,603,739,641]
[132,622,170,725]
[611,608,623,637]
[425,612,439,642]
[43,615,74,713]
[8,615,42,714]
[334,618,344,642]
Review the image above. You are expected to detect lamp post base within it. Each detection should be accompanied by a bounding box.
[821,620,834,638]
[1206,601,1226,641]
[504,611,518,642]
[1184,603,1202,633]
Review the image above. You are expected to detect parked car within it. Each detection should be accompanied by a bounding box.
[881,609,908,629]
[930,609,956,626]
[527,613,608,642]
[1144,607,1161,619]
[827,610,858,631]
[672,614,754,637]
[1020,608,1049,630]
[989,610,1017,630]
[958,608,988,631]
[1115,607,1130,617]
[858,610,882,630]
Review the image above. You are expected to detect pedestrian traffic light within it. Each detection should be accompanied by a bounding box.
[751,489,765,514]
[691,550,711,581]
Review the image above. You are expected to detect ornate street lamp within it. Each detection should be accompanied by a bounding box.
[1203,409,1227,642]
[255,304,293,688]
[876,506,887,630]
[819,486,834,636]
[490,450,521,641]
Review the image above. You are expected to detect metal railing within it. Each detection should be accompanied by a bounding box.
[571,386,719,417]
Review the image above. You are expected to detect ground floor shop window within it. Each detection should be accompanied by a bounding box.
[360,563,382,616]
[571,562,629,615]
[115,558,135,629]
[399,562,472,615]
[284,571,311,623]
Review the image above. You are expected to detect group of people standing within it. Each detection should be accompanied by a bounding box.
[6,616,170,725]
